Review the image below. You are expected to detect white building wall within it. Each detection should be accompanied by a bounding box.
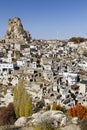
[0,63,13,69]
[44,65,51,71]
[30,62,36,69]
[17,60,25,67]
[78,84,87,94]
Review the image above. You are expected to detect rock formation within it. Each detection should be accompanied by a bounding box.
[4,17,31,43]
[32,110,67,128]
[14,110,81,130]
[15,116,31,127]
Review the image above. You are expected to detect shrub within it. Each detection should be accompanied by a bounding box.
[34,121,54,130]
[52,102,66,112]
[68,37,86,43]
[52,102,58,110]
[0,103,16,125]
[67,104,87,119]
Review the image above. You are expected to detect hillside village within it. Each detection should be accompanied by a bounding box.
[0,17,87,112]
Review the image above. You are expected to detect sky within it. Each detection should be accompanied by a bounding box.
[0,0,87,40]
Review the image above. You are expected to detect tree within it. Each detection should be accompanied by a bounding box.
[67,104,87,119]
[24,98,32,116]
[0,103,16,125]
[13,80,33,118]
[68,37,86,43]
[52,102,66,112]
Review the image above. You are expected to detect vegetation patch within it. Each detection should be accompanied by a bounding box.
[14,80,33,118]
[0,103,16,126]
[67,104,87,119]
[34,121,54,130]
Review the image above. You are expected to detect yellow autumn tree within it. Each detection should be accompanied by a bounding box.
[13,80,33,118]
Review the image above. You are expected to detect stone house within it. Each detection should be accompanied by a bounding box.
[43,64,51,71]
[0,63,13,75]
[29,62,37,69]
[14,43,21,51]
[78,80,87,94]
[59,72,78,85]
[43,70,53,81]
[17,60,25,67]
[70,84,79,94]
[59,86,69,99]
[0,51,4,57]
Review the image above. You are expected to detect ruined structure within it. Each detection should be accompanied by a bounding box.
[4,17,31,43]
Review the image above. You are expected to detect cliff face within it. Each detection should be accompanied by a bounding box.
[4,17,31,43]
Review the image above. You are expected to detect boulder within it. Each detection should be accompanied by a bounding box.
[60,116,68,126]
[61,124,81,130]
[15,116,31,126]
[32,110,67,128]
[71,117,79,125]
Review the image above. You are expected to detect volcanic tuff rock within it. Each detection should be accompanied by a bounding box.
[4,17,31,43]
[15,117,31,127]
[14,111,81,130]
[32,110,67,128]
[14,111,67,128]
